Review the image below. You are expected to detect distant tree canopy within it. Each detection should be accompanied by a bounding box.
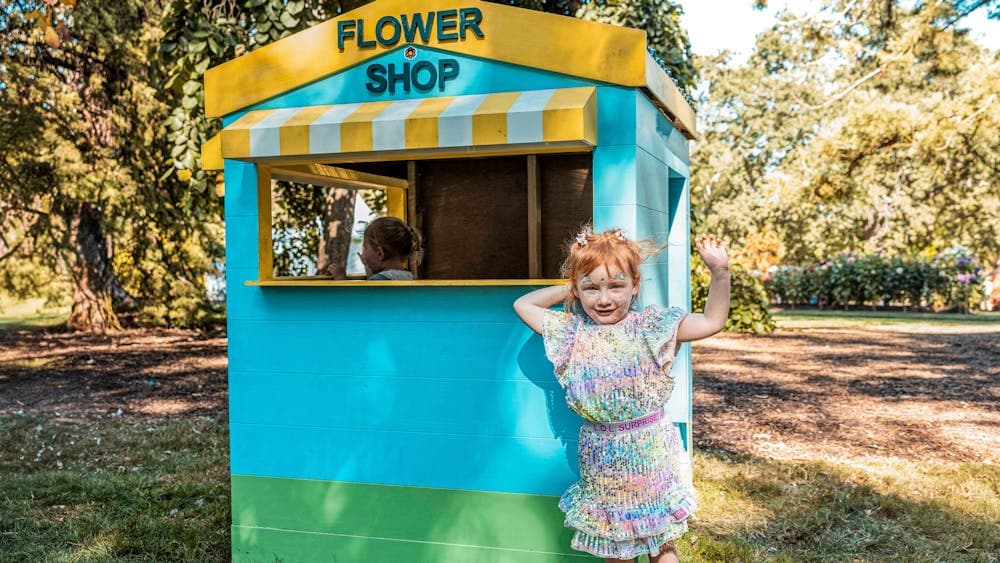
[693,0,999,269]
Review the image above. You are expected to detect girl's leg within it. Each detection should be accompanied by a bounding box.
[603,540,679,563]
[649,541,679,563]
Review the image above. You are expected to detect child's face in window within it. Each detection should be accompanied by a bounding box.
[574,264,639,325]
[358,240,380,277]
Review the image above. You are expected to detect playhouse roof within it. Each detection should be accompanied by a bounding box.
[203,0,696,139]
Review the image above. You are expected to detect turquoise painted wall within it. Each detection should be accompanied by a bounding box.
[225,50,691,561]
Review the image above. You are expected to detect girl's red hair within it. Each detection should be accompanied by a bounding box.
[560,227,664,313]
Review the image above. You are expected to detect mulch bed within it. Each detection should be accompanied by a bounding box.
[1,323,996,463]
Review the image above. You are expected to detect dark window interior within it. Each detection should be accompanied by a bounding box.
[329,152,593,280]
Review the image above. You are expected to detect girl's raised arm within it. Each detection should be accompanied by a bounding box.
[677,235,732,342]
[513,284,570,334]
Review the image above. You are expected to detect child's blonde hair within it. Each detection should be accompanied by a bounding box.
[560,226,664,313]
[364,216,425,267]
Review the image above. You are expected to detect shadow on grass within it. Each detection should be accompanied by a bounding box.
[0,415,230,561]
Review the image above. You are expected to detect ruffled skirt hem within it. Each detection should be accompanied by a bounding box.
[559,493,695,559]
[566,520,688,559]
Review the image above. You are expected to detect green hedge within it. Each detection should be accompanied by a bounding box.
[692,262,775,334]
[764,246,985,312]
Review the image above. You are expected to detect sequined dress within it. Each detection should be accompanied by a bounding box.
[542,305,695,559]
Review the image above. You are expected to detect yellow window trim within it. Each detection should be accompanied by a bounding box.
[246,279,567,287]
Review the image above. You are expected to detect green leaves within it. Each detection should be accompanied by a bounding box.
[693,262,776,334]
[765,250,987,312]
[691,1,1000,271]
[279,12,299,29]
[181,80,200,96]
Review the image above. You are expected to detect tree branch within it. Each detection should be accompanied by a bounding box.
[800,65,886,111]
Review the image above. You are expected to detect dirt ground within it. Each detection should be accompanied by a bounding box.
[0,322,996,464]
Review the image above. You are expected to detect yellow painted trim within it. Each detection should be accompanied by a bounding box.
[279,105,333,156]
[386,187,406,219]
[542,87,597,145]
[201,133,224,171]
[236,140,592,165]
[256,164,273,281]
[246,278,567,287]
[472,91,521,146]
[204,0,647,118]
[221,110,274,159]
[644,52,697,140]
[405,96,454,149]
[340,101,393,153]
[271,163,408,190]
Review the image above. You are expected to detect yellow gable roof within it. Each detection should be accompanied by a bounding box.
[204,0,695,138]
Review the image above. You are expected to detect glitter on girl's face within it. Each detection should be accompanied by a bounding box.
[575,264,638,325]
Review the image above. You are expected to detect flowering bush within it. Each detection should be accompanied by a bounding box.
[765,247,985,312]
[932,246,983,313]
[693,262,775,334]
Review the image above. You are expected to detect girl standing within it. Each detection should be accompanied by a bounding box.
[513,228,731,562]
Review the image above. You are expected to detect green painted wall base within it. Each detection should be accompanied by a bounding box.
[232,475,598,562]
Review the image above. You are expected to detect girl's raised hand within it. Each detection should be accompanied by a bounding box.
[695,234,730,273]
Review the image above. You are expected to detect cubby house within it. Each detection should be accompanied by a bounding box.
[201,0,696,560]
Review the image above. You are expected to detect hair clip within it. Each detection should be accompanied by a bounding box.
[575,233,588,246]
[613,228,628,242]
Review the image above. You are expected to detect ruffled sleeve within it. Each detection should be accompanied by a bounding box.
[542,309,581,374]
[641,304,688,370]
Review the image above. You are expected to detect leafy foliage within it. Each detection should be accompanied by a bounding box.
[693,261,775,334]
[691,1,1000,270]
[1,0,224,330]
[765,247,986,311]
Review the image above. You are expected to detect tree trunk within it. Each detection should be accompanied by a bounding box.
[66,202,122,332]
[315,188,356,274]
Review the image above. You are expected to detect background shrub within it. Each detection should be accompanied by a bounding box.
[693,262,775,334]
[764,247,985,312]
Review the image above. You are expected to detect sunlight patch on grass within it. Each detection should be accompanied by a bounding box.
[774,308,1000,330]
[0,298,69,330]
[65,530,124,561]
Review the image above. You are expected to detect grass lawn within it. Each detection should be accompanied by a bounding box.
[2,412,995,561]
[0,415,230,561]
[1,307,996,561]
[774,308,1000,328]
[0,298,69,330]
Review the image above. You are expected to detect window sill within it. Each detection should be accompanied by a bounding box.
[245,278,566,287]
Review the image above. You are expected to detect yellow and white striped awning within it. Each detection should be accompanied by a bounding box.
[217,87,596,162]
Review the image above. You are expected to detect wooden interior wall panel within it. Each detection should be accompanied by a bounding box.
[417,157,528,279]
[540,154,593,279]
[336,160,409,180]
